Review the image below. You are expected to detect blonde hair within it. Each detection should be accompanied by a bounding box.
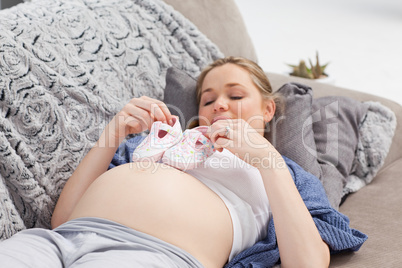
[196,56,283,110]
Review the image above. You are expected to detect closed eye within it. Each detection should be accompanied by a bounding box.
[203,96,243,106]
[204,100,214,106]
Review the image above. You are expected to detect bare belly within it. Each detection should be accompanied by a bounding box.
[68,162,233,268]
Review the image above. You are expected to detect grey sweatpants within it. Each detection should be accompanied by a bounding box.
[0,217,203,268]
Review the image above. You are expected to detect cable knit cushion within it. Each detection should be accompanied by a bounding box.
[0,0,223,240]
[344,102,397,195]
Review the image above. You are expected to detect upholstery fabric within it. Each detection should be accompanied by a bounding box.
[330,159,402,267]
[163,0,258,62]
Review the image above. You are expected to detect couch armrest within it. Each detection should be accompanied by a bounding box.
[330,158,402,267]
[267,72,402,172]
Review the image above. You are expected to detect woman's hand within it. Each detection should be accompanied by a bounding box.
[205,119,278,169]
[105,96,173,145]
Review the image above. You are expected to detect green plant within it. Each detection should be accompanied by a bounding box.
[287,51,329,79]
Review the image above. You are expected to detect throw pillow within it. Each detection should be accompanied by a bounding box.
[312,97,369,178]
[311,97,369,208]
[0,0,223,240]
[344,101,397,195]
[265,83,322,179]
[265,83,352,209]
[163,67,198,131]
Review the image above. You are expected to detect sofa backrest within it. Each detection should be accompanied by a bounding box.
[163,0,258,63]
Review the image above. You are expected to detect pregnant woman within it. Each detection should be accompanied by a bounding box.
[0,57,366,268]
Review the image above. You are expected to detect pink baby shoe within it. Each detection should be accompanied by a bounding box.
[132,117,183,162]
[161,126,215,171]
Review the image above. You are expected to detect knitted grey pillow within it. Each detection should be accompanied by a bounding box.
[0,0,224,240]
[344,101,396,195]
[311,96,369,208]
[265,83,347,209]
[311,97,369,178]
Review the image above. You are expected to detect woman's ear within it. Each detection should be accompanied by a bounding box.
[263,99,276,123]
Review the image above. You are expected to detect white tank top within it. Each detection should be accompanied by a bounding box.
[186,149,271,261]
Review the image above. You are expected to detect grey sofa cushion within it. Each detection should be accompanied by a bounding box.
[163,67,198,130]
[163,0,258,62]
[312,96,369,178]
[310,96,369,208]
[265,83,322,179]
[265,83,370,209]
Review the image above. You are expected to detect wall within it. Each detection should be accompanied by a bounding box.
[234,0,402,105]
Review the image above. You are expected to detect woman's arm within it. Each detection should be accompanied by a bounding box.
[208,119,330,267]
[258,159,330,268]
[51,96,173,229]
[50,124,121,229]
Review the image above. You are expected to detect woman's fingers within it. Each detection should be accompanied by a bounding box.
[208,121,235,150]
[209,120,236,144]
[208,119,267,150]
[124,102,155,131]
[124,112,150,133]
[107,96,173,143]
[130,96,173,125]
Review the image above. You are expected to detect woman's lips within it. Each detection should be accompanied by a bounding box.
[211,116,231,124]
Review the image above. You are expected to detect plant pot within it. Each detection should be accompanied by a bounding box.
[285,72,335,85]
[315,75,335,85]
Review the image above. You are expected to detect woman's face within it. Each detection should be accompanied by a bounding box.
[198,63,274,135]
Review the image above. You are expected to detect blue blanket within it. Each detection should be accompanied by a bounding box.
[109,135,367,267]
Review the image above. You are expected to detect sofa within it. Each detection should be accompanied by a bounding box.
[0,0,400,267]
[165,1,401,267]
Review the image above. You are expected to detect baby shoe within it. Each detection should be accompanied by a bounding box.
[132,117,183,162]
[161,126,215,171]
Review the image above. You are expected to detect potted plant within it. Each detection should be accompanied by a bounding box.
[287,51,333,83]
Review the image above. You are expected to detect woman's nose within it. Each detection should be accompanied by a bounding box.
[213,96,229,112]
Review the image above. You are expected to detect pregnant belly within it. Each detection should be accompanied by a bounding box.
[68,162,233,267]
